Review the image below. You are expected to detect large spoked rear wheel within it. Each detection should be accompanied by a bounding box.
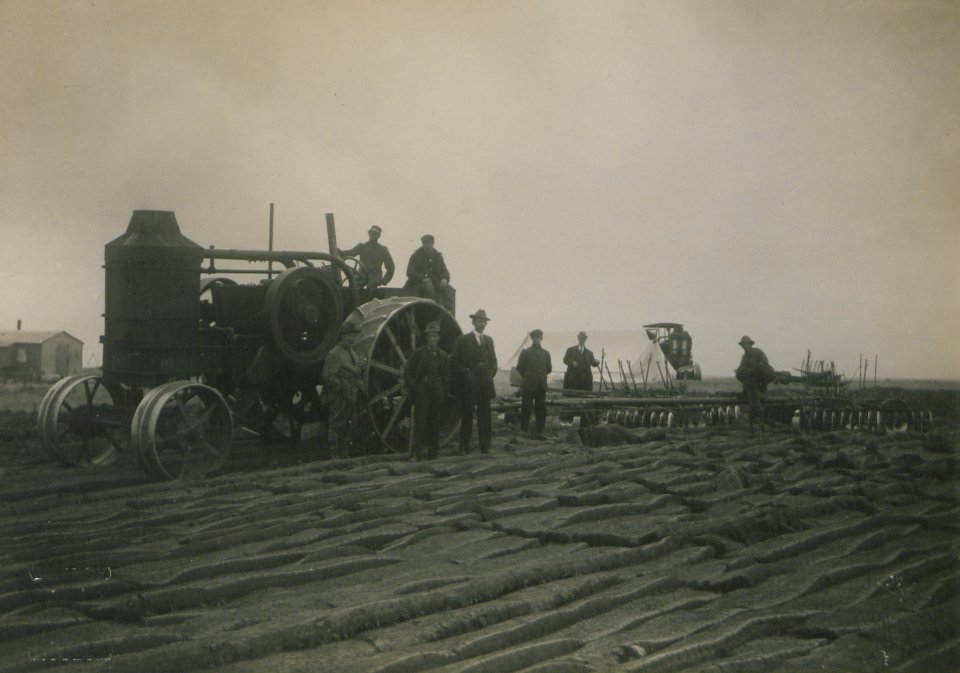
[350,296,462,453]
[132,381,233,480]
[36,374,131,467]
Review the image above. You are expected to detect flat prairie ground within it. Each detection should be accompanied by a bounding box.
[0,385,958,673]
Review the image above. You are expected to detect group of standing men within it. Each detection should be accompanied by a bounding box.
[325,224,776,458]
[396,307,498,460]
[324,224,470,459]
[321,295,603,460]
[404,314,603,458]
[401,308,498,460]
[514,329,600,437]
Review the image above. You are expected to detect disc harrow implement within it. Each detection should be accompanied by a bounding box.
[495,393,934,434]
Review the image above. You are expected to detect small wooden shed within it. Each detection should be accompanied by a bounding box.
[0,331,84,380]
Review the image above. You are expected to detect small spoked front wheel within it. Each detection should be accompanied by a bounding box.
[36,374,130,467]
[132,382,233,480]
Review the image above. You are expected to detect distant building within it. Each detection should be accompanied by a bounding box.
[0,331,83,381]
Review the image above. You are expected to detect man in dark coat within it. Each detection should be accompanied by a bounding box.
[404,234,456,314]
[517,328,552,438]
[735,335,775,436]
[451,309,497,454]
[339,225,395,298]
[562,331,599,392]
[322,322,367,458]
[402,321,451,460]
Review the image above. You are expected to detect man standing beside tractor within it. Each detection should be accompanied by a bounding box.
[402,321,452,460]
[451,309,497,454]
[322,323,367,458]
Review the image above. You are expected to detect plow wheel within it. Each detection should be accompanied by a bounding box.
[350,296,462,453]
[132,381,233,480]
[36,374,131,467]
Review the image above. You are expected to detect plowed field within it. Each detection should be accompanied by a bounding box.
[1,389,958,673]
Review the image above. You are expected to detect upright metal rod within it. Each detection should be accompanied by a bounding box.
[326,213,338,257]
[326,213,340,282]
[267,202,275,280]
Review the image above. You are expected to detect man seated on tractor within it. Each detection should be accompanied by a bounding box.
[339,225,395,299]
[404,234,455,314]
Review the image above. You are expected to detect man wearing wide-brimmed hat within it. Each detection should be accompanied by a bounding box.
[735,335,775,436]
[339,225,395,297]
[322,322,367,458]
[403,234,456,314]
[402,320,452,460]
[451,309,497,453]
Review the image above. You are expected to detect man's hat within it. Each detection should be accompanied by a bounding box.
[577,331,588,339]
[341,322,360,335]
[421,234,435,244]
[368,225,382,235]
[469,309,490,322]
[738,335,755,346]
[424,321,441,334]
[530,328,543,338]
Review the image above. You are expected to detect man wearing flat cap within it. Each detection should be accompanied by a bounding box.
[339,225,395,298]
[404,234,456,314]
[322,322,368,458]
[735,335,775,436]
[517,328,552,438]
[403,321,452,460]
[451,309,497,453]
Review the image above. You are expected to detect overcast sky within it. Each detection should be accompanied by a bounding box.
[2,0,958,379]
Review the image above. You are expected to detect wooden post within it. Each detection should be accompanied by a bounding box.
[626,361,639,394]
[597,349,606,391]
[655,361,667,389]
[267,202,275,281]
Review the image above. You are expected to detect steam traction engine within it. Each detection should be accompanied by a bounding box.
[36,210,461,479]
